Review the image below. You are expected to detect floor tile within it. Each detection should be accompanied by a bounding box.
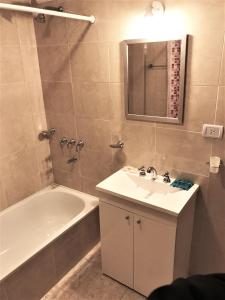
[42,246,145,300]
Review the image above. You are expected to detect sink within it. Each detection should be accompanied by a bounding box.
[96,166,199,216]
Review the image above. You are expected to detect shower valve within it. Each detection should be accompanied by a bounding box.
[67,139,76,146]
[60,137,69,146]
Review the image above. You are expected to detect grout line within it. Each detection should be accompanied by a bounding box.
[67,40,84,179]
[155,126,203,134]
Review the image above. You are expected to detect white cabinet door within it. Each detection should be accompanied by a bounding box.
[134,214,176,296]
[100,201,134,288]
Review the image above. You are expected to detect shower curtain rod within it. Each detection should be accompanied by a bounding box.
[0,3,95,23]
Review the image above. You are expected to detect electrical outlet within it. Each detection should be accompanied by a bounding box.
[202,124,224,139]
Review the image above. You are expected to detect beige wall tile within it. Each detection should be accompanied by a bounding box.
[0,46,24,83]
[38,45,71,81]
[47,112,77,138]
[121,122,155,167]
[154,152,210,178]
[70,43,109,82]
[207,172,225,221]
[156,128,211,162]
[220,42,225,85]
[156,85,218,132]
[43,82,74,114]
[54,168,82,190]
[212,139,225,164]
[190,213,225,274]
[16,13,36,46]
[0,83,31,118]
[0,12,19,46]
[27,82,48,138]
[187,31,224,85]
[109,42,124,83]
[212,86,225,162]
[0,281,8,300]
[79,149,112,181]
[65,0,109,43]
[172,0,225,34]
[0,114,36,157]
[77,117,111,151]
[81,176,100,197]
[216,86,225,126]
[182,85,218,132]
[110,83,125,123]
[156,128,211,176]
[2,148,41,207]
[35,16,68,45]
[73,82,112,119]
[21,46,42,83]
[35,142,54,188]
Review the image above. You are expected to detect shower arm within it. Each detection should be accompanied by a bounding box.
[0,3,95,23]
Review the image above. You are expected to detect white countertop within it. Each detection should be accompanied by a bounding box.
[96,167,199,216]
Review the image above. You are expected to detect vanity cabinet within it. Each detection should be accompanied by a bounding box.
[99,197,195,297]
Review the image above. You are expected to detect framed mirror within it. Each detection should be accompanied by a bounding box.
[123,36,188,124]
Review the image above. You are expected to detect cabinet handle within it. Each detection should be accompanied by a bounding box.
[137,219,141,224]
[125,216,130,220]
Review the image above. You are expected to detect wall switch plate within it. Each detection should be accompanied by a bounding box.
[202,124,224,139]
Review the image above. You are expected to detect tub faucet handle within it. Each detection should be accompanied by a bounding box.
[76,140,85,152]
[60,137,68,146]
[67,139,76,146]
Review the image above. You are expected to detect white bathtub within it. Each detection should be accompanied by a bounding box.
[0,185,99,281]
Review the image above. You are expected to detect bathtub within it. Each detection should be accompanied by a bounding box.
[0,184,99,298]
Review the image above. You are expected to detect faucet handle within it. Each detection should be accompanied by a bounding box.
[163,171,171,183]
[163,171,169,176]
[138,166,146,176]
[138,165,145,171]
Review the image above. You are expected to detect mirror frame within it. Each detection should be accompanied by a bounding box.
[123,35,188,124]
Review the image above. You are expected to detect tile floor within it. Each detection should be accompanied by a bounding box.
[42,244,145,300]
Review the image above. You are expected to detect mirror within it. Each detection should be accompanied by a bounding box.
[123,36,188,124]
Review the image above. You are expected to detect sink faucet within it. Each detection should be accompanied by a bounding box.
[147,166,157,180]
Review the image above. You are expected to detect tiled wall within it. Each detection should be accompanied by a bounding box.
[0,0,53,210]
[34,0,225,274]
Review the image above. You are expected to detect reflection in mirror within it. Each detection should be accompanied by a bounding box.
[124,36,187,124]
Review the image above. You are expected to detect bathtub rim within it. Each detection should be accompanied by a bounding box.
[0,184,99,281]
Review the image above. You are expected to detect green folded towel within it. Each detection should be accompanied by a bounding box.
[171,179,194,191]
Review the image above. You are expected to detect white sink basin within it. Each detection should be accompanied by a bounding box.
[96,166,199,216]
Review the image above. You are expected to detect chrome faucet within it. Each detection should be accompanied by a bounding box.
[147,166,157,180]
